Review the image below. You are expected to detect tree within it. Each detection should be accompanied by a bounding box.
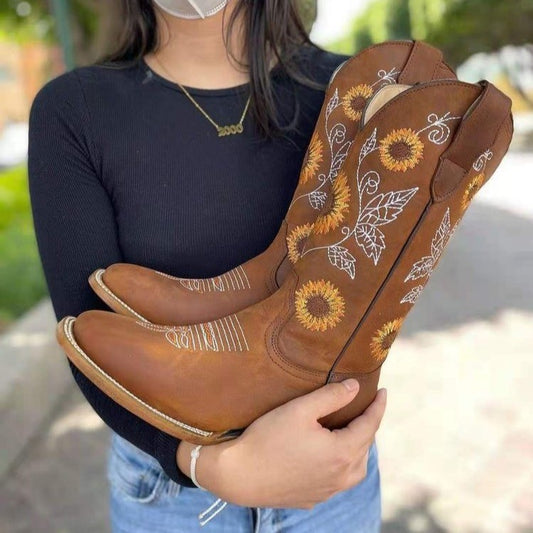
[330,0,533,67]
[428,0,533,66]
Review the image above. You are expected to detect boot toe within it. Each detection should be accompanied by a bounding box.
[73,310,141,376]
[103,263,153,304]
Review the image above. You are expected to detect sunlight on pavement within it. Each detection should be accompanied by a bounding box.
[48,401,105,441]
[379,308,533,533]
[4,332,50,348]
[477,153,533,221]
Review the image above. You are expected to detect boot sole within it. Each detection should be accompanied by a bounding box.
[56,315,243,445]
[89,269,152,324]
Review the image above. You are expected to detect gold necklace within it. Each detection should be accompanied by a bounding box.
[151,55,251,137]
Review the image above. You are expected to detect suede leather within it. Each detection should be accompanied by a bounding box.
[57,75,513,445]
[88,40,456,326]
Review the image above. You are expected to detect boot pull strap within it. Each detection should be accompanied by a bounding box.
[431,81,512,202]
[397,41,444,85]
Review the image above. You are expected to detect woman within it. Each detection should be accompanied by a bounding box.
[28,1,386,531]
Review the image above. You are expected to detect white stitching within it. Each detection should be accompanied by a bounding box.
[62,317,213,437]
[94,270,150,322]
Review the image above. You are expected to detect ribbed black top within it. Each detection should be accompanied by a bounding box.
[27,44,348,487]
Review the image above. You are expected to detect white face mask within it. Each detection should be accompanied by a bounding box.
[153,0,228,19]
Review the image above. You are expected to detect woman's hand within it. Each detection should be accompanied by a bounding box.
[177,379,387,509]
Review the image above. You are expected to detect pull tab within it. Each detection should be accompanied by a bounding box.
[397,41,444,85]
[431,81,512,202]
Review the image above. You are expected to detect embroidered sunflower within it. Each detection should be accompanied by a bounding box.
[300,131,324,184]
[370,318,404,362]
[295,279,345,332]
[461,173,485,211]
[342,84,374,122]
[313,171,351,235]
[379,128,424,172]
[287,223,314,264]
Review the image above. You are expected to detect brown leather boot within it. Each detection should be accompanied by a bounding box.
[88,41,456,326]
[57,79,513,445]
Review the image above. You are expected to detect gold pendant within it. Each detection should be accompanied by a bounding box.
[217,124,244,137]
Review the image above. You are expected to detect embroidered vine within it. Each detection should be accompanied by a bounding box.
[473,149,493,172]
[462,148,493,211]
[289,67,401,214]
[300,110,461,280]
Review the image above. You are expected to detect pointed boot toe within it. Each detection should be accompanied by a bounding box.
[89,40,458,326]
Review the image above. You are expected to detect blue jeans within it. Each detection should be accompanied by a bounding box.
[107,432,381,532]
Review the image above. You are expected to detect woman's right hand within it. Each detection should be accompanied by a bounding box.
[184,379,387,509]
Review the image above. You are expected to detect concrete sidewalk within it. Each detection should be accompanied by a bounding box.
[1,153,532,532]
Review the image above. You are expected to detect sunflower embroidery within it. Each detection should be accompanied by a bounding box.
[300,131,324,184]
[295,279,345,332]
[313,171,351,235]
[287,223,314,264]
[370,318,404,362]
[379,128,424,172]
[461,173,485,211]
[342,84,374,122]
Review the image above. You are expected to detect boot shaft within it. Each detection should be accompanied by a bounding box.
[275,80,513,378]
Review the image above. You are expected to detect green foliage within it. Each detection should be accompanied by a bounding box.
[387,0,411,40]
[297,0,318,34]
[0,165,47,326]
[428,0,533,66]
[70,0,99,39]
[330,0,533,67]
[329,0,388,54]
[0,0,54,43]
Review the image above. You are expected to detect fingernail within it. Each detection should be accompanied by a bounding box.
[342,378,358,391]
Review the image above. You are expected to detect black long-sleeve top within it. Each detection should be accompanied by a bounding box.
[27,44,348,487]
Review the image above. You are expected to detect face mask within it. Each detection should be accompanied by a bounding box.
[153,0,228,19]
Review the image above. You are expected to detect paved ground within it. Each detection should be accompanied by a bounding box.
[1,152,532,532]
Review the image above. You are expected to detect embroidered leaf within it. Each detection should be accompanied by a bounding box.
[326,89,339,120]
[449,220,460,240]
[404,255,433,282]
[359,188,418,227]
[359,128,377,163]
[329,141,352,180]
[400,285,424,304]
[328,245,356,279]
[355,223,386,265]
[308,191,327,210]
[431,208,451,261]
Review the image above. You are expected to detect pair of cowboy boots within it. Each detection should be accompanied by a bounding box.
[56,40,513,445]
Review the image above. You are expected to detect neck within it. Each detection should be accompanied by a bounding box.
[145,1,249,89]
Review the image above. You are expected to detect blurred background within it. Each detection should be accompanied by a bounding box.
[0,1,531,532]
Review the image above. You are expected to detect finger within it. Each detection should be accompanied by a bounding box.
[290,379,360,421]
[347,388,387,436]
[334,388,387,447]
